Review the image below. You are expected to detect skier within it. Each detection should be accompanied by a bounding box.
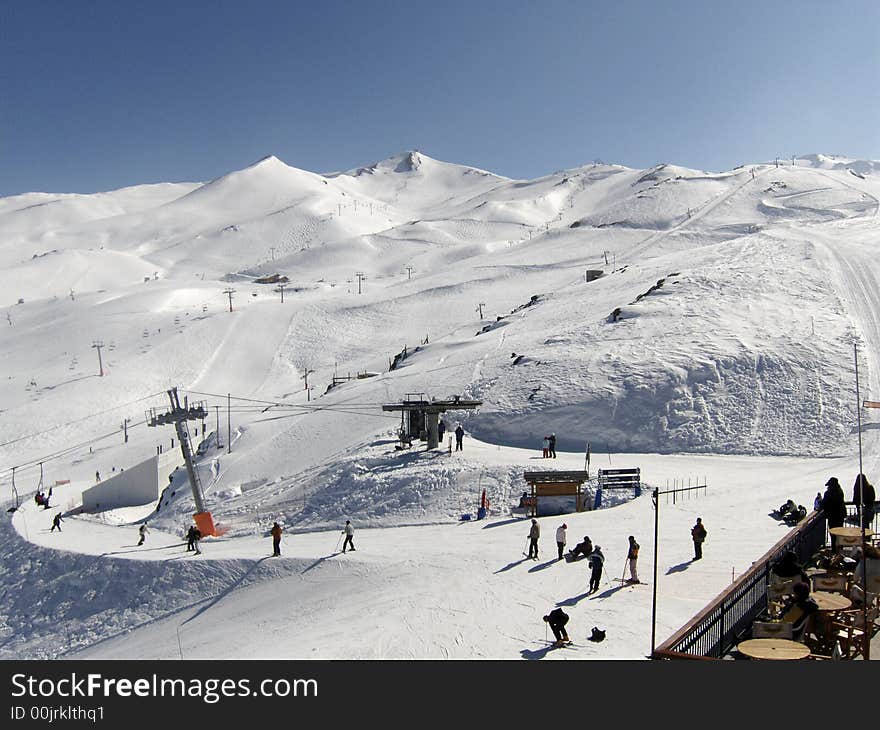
[438,419,446,444]
[691,518,707,560]
[588,545,605,592]
[568,535,592,560]
[821,477,847,549]
[186,525,198,552]
[555,523,567,561]
[527,518,540,559]
[542,436,550,459]
[454,424,464,451]
[137,524,149,546]
[543,607,570,646]
[270,522,283,556]
[853,473,875,529]
[95,470,100,482]
[51,513,63,532]
[342,520,355,552]
[192,528,202,555]
[626,535,640,583]
[548,433,557,459]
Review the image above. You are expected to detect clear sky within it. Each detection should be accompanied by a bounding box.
[2,0,878,196]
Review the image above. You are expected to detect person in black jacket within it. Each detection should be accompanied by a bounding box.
[547,433,557,459]
[853,473,876,529]
[821,477,847,549]
[588,546,605,592]
[770,550,808,584]
[543,607,570,645]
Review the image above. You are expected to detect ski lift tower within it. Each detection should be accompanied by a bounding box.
[146,387,214,535]
[382,394,482,449]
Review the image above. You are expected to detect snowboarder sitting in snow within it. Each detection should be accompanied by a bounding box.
[543,607,570,646]
[568,536,593,560]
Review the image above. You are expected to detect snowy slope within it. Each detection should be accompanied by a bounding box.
[1,150,880,660]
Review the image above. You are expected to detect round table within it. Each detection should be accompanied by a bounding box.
[737,638,811,660]
[829,526,874,545]
[812,591,851,612]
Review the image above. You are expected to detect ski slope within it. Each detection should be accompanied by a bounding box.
[1,151,879,659]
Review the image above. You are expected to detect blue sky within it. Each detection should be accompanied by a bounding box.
[2,0,878,196]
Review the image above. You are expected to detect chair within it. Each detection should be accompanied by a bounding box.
[811,573,847,594]
[768,579,796,602]
[751,621,793,639]
[829,613,870,659]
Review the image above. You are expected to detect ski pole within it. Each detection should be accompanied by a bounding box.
[334,532,343,553]
[621,556,628,583]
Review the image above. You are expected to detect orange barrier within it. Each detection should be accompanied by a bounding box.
[193,511,216,537]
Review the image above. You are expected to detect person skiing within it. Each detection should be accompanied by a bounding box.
[95,470,100,482]
[186,525,198,552]
[270,522,283,556]
[527,518,540,559]
[853,473,875,529]
[548,433,557,459]
[192,528,202,555]
[438,419,446,444]
[588,545,605,592]
[51,513,63,532]
[543,607,570,646]
[821,477,847,549]
[137,524,149,546]
[568,535,592,560]
[454,424,464,451]
[691,518,707,560]
[342,520,355,552]
[542,436,550,458]
[555,523,567,561]
[626,535,640,583]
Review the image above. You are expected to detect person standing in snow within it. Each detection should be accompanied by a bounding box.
[543,607,570,646]
[51,513,63,532]
[270,522,283,556]
[548,433,557,459]
[813,492,822,512]
[342,520,355,552]
[137,524,149,546]
[454,424,464,451]
[192,528,202,555]
[626,535,640,583]
[555,523,567,560]
[588,545,605,592]
[527,518,540,559]
[821,477,847,549]
[186,525,197,552]
[438,419,446,445]
[542,436,550,458]
[691,518,707,560]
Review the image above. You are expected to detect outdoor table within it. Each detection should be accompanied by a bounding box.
[812,591,852,612]
[736,638,811,660]
[829,527,874,546]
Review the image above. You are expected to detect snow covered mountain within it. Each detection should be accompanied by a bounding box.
[2,150,879,660]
